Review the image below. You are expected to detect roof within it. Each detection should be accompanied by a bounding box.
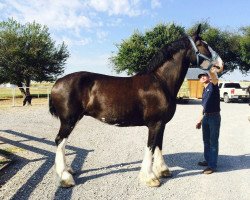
[186,68,208,80]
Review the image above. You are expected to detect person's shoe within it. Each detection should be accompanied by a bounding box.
[198,161,208,166]
[202,167,215,174]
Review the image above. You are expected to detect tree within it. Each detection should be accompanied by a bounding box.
[111,21,250,76]
[0,19,69,105]
[110,23,185,75]
[188,22,250,75]
[238,26,250,72]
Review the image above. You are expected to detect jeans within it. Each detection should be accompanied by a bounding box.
[202,113,221,169]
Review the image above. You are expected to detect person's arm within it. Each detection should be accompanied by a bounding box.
[196,109,204,129]
[209,64,224,85]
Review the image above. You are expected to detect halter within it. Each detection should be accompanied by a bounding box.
[187,36,220,70]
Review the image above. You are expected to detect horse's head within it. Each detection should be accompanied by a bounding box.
[188,24,223,71]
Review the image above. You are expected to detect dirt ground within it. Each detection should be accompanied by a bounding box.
[0,100,249,200]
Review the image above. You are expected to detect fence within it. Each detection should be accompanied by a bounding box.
[0,87,52,107]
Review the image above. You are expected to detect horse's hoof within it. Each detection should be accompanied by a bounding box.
[139,172,161,187]
[67,167,75,175]
[146,178,161,187]
[161,169,172,178]
[153,167,172,179]
[60,171,75,188]
[60,179,75,188]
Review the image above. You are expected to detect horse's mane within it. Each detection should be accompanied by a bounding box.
[137,35,190,75]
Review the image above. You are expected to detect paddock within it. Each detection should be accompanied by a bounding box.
[0,101,249,200]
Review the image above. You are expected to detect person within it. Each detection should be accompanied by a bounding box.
[196,65,224,174]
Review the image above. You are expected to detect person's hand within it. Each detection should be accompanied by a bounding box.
[196,122,202,129]
[210,64,224,74]
[210,66,218,73]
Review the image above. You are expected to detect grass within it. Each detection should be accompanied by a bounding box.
[1,147,24,154]
[0,158,10,169]
[0,82,52,108]
[0,97,49,108]
[0,83,52,108]
[0,148,24,169]
[0,87,52,99]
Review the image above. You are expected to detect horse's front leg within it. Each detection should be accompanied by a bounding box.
[139,146,160,187]
[139,122,163,187]
[151,123,171,179]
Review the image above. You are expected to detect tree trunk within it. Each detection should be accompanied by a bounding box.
[17,80,32,106]
[24,84,32,106]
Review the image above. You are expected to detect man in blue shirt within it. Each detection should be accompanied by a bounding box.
[196,65,224,174]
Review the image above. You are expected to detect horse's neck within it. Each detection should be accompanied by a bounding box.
[155,50,190,98]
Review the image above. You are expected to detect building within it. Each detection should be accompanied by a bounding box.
[185,68,207,98]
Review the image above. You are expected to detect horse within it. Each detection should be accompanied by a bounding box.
[49,25,223,187]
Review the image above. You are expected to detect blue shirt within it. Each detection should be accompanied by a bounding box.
[202,82,220,113]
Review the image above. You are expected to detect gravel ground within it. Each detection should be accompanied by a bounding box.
[0,100,249,200]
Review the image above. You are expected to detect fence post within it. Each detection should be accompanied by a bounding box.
[12,87,16,107]
[47,88,49,105]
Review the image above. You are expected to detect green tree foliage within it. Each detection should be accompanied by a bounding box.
[110,23,185,75]
[111,21,250,76]
[0,19,69,105]
[239,26,250,72]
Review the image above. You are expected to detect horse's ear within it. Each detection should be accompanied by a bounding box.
[194,24,202,36]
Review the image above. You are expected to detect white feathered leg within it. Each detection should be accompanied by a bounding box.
[55,138,75,187]
[139,147,160,187]
[153,147,171,178]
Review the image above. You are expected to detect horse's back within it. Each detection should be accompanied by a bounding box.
[50,72,136,119]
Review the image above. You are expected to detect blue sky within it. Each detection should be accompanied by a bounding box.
[0,0,250,80]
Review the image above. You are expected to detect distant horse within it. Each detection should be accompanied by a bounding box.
[49,25,222,187]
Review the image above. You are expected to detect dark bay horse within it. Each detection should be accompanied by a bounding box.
[49,25,222,187]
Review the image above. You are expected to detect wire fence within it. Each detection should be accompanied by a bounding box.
[0,87,52,107]
[0,83,191,108]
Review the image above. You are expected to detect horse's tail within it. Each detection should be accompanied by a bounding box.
[49,95,58,118]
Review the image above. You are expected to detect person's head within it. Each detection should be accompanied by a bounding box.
[198,73,210,84]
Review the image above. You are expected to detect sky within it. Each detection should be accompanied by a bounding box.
[0,0,250,81]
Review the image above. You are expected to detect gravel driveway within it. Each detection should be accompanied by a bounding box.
[0,100,249,200]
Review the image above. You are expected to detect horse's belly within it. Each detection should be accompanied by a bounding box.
[96,105,143,126]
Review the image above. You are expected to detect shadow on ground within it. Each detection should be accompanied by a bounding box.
[75,151,250,187]
[0,130,92,200]
[1,130,249,199]
[177,99,202,105]
[163,152,250,180]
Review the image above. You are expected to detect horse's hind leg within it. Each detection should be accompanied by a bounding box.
[55,120,77,188]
